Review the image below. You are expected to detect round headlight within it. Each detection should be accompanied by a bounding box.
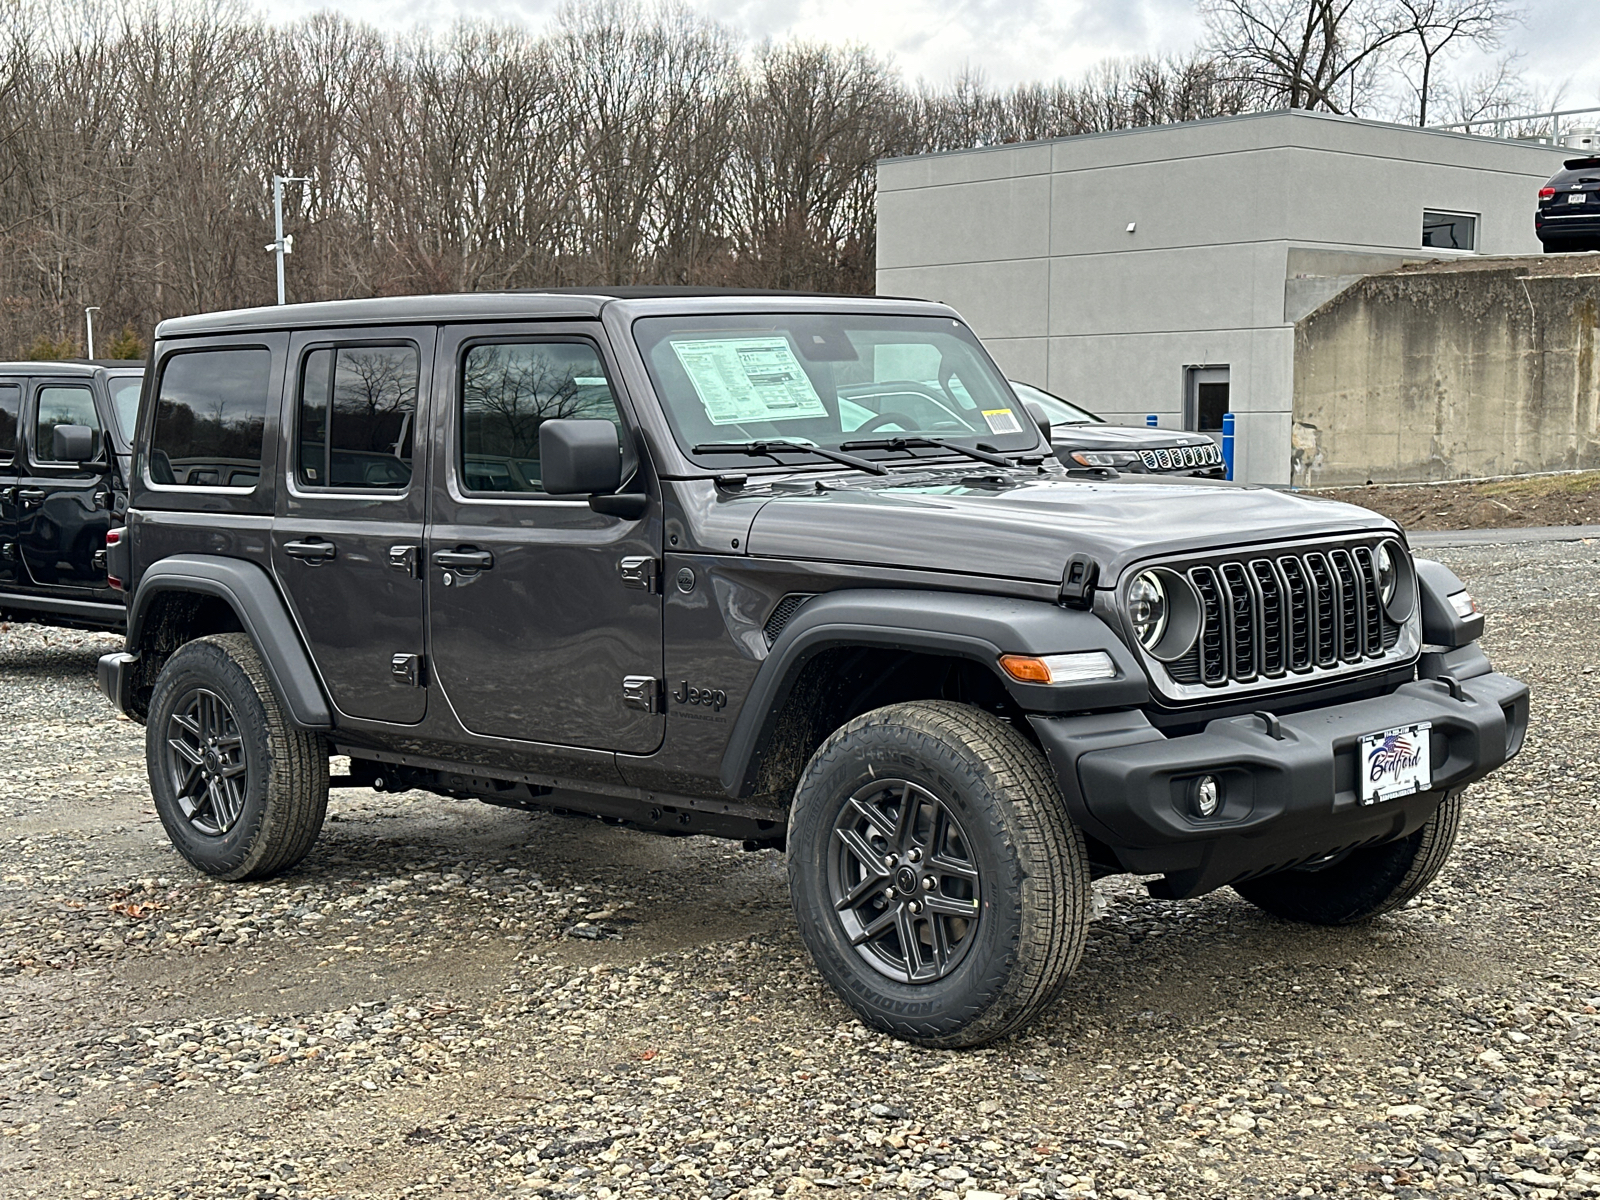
[1128,571,1168,650]
[1376,539,1416,622]
[1376,543,1396,606]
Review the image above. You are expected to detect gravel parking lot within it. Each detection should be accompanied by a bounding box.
[1,537,1596,1200]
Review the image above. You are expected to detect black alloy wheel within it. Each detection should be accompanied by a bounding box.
[828,779,982,984]
[164,687,249,836]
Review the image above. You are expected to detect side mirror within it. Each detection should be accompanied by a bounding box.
[539,418,623,496]
[52,424,96,463]
[1022,400,1053,444]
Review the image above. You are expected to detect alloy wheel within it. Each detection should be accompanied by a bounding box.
[164,687,249,836]
[827,779,983,983]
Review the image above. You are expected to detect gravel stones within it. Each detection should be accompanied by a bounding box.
[0,537,1597,1199]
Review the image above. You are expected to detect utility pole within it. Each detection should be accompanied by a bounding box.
[265,174,310,305]
[84,306,100,359]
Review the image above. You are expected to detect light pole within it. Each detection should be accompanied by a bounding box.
[265,174,310,305]
[84,306,100,359]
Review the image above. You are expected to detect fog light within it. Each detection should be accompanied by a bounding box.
[1193,775,1221,818]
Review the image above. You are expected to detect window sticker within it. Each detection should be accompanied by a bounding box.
[671,337,829,426]
[982,408,1023,435]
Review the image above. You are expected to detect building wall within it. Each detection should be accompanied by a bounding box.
[1291,264,1600,486]
[877,110,1572,485]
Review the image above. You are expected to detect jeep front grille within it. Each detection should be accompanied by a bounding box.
[1138,443,1222,472]
[1164,544,1406,692]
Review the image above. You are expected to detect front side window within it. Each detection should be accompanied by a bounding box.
[297,344,419,489]
[632,313,1035,469]
[460,341,622,495]
[149,348,271,488]
[0,384,18,464]
[35,385,101,463]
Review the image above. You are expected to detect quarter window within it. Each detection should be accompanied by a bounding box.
[297,344,419,489]
[35,386,101,463]
[0,384,17,463]
[150,348,271,488]
[460,341,622,495]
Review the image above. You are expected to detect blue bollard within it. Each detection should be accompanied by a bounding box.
[1146,414,1158,427]
[1221,413,1235,481]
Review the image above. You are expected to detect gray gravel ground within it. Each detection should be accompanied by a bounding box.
[0,538,1596,1200]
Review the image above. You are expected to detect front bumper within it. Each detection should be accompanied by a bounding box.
[1030,670,1528,899]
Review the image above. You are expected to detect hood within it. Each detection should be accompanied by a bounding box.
[744,471,1397,584]
[1050,424,1213,450]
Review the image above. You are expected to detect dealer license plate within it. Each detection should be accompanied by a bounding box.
[1571,193,1589,204]
[1359,723,1432,805]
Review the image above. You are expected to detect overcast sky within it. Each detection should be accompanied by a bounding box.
[263,0,1599,108]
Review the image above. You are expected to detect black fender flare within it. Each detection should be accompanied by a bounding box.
[128,554,333,729]
[718,587,1147,797]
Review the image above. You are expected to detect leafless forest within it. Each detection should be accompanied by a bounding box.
[0,0,1537,356]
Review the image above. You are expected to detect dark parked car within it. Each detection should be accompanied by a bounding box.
[0,360,142,630]
[1010,380,1226,477]
[1536,156,1600,252]
[98,291,1526,1048]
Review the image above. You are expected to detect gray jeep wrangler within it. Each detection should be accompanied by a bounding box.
[98,290,1528,1047]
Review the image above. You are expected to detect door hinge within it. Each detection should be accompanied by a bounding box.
[622,675,664,713]
[618,556,659,592]
[391,653,425,688]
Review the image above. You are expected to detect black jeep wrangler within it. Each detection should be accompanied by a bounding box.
[97,291,1528,1047]
[1,359,143,630]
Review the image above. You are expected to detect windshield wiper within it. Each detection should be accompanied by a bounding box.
[693,440,889,476]
[840,436,1016,469]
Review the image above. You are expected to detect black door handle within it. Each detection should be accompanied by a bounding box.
[283,538,337,562]
[18,488,45,507]
[432,548,494,572]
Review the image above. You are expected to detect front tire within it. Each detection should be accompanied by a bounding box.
[146,633,328,881]
[787,701,1090,1048]
[1232,788,1463,925]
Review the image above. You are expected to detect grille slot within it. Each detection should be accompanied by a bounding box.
[763,593,816,646]
[1162,541,1401,693]
[1136,443,1222,471]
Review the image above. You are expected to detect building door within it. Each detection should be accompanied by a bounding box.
[0,381,18,584]
[425,325,664,754]
[1185,366,1230,435]
[16,379,112,594]
[271,328,433,725]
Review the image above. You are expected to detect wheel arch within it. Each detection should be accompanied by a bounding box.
[719,588,1147,800]
[126,554,332,728]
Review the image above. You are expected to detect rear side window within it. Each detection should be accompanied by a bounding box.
[460,341,622,495]
[150,349,271,488]
[297,344,419,490]
[0,384,17,464]
[35,386,101,463]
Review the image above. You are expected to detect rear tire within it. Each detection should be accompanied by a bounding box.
[1232,788,1463,925]
[787,701,1090,1048]
[146,633,328,881]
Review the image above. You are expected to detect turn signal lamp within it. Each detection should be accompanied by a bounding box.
[999,651,1117,684]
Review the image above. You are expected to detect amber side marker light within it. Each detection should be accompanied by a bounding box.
[999,652,1117,685]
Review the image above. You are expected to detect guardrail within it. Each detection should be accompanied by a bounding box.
[1431,106,1600,146]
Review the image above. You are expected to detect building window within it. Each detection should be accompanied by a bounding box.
[1185,366,1230,433]
[1422,210,1477,250]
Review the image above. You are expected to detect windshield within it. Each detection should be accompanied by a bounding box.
[107,373,144,439]
[633,313,1041,468]
[1008,381,1101,426]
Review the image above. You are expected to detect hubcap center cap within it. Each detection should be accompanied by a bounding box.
[203,748,222,775]
[893,866,919,896]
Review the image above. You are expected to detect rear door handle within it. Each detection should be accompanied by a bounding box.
[432,548,494,572]
[18,488,45,507]
[283,538,338,563]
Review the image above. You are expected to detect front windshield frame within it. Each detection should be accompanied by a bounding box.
[1008,381,1101,426]
[107,373,144,441]
[632,312,1043,472]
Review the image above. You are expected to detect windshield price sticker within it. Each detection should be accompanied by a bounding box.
[672,337,829,426]
[1359,722,1432,805]
[982,408,1022,435]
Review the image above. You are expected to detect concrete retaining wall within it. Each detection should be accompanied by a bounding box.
[1291,260,1600,486]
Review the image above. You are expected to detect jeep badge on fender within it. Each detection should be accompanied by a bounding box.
[96,289,1529,1049]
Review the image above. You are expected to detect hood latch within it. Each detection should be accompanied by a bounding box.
[1058,554,1099,609]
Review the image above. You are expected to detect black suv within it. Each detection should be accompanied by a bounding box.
[1536,156,1600,252]
[97,292,1527,1047]
[0,360,142,630]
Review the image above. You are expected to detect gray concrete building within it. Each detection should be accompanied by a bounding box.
[875,109,1573,484]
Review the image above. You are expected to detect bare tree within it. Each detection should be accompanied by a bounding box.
[1393,0,1519,125]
